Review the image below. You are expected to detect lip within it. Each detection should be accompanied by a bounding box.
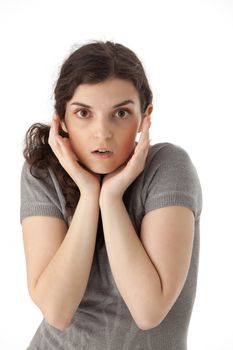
[92,147,112,152]
[92,152,113,159]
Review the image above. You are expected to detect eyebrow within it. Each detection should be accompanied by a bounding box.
[70,99,135,109]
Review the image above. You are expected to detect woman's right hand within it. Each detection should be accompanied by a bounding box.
[48,114,101,196]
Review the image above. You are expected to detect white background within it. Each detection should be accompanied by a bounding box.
[0,0,232,349]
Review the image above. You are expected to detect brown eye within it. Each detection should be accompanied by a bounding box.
[76,109,89,118]
[115,109,130,119]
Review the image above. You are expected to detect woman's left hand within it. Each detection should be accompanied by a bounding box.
[99,115,151,202]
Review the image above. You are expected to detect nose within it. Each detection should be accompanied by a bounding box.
[93,120,113,140]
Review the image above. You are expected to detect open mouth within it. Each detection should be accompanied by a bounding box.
[93,150,112,154]
[92,148,113,154]
[92,149,113,158]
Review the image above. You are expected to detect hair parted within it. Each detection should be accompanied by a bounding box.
[23,40,153,217]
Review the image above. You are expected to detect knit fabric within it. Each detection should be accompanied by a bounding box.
[20,142,202,350]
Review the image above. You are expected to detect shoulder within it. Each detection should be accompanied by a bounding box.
[146,142,191,166]
[20,160,61,203]
[142,142,202,219]
[144,142,198,179]
[21,160,48,180]
[20,160,67,224]
[21,160,56,186]
[142,142,197,185]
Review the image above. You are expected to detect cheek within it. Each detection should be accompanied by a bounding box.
[67,130,85,153]
[66,123,82,140]
[119,128,138,153]
[124,125,139,142]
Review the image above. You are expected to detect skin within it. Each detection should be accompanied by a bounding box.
[23,78,194,332]
[52,77,153,197]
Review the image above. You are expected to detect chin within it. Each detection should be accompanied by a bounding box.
[81,157,128,175]
[97,169,111,174]
[92,167,116,175]
[80,162,113,175]
[89,163,123,175]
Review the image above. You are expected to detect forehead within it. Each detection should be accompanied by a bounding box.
[70,78,140,106]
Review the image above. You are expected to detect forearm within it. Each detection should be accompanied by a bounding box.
[100,196,163,330]
[33,193,100,330]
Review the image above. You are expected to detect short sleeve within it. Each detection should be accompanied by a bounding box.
[144,144,202,219]
[20,161,65,224]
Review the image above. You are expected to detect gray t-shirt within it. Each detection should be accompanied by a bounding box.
[20,142,202,350]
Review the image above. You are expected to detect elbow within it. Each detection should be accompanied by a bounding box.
[136,318,164,331]
[38,305,72,332]
[44,313,71,332]
[132,294,173,331]
[133,307,167,331]
[29,289,72,332]
[41,304,74,332]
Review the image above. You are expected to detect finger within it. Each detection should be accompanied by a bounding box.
[135,127,150,156]
[138,120,150,145]
[53,114,60,137]
[141,115,151,132]
[48,119,55,146]
[49,115,57,138]
[49,119,63,157]
[142,115,151,128]
[56,136,79,162]
[144,116,151,132]
[50,115,61,147]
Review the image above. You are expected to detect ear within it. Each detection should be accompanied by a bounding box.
[138,104,153,132]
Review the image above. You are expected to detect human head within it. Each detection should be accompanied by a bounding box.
[54,40,153,120]
[53,40,153,174]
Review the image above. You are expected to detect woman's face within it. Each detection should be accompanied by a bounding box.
[62,78,152,174]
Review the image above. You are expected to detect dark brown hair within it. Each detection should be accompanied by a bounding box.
[23,40,153,217]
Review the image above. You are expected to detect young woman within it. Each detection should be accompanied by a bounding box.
[20,40,202,350]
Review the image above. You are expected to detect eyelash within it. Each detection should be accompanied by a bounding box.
[74,108,131,119]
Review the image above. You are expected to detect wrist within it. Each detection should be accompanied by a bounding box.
[80,188,100,200]
[99,190,123,207]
